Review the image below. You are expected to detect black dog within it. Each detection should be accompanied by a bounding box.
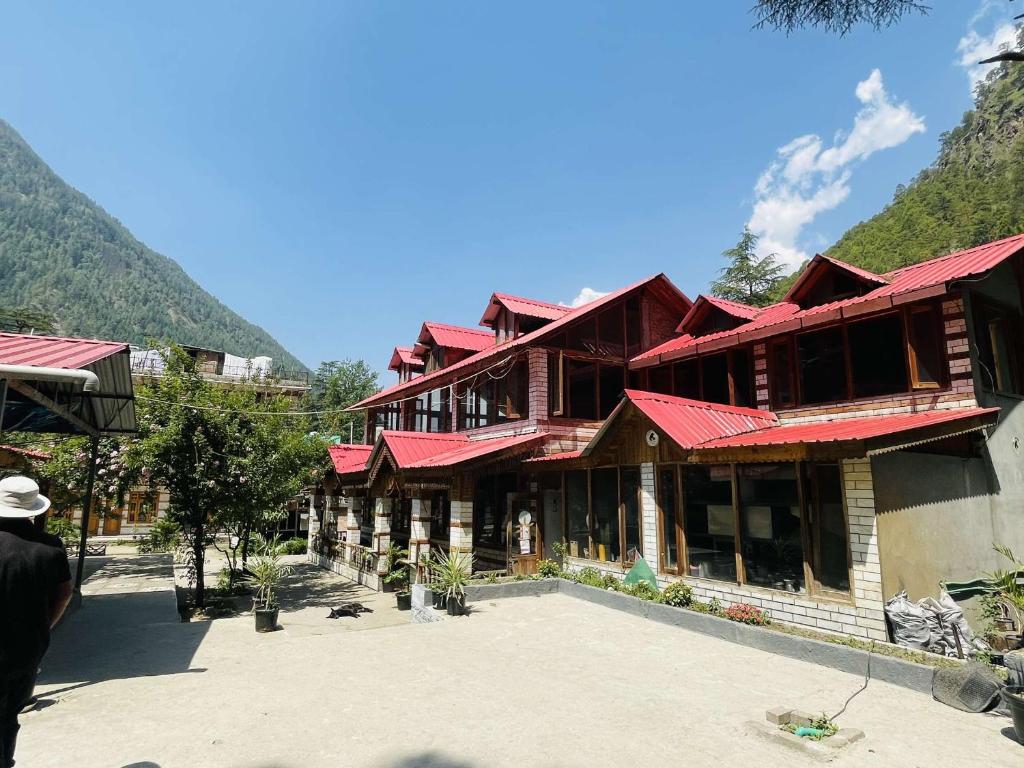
[326,602,372,619]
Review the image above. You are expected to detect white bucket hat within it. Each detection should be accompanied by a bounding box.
[0,475,51,518]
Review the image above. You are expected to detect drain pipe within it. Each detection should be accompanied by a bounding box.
[0,364,100,392]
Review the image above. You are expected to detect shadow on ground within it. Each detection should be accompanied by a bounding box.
[37,555,210,697]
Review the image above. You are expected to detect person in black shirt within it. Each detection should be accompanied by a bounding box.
[0,476,71,768]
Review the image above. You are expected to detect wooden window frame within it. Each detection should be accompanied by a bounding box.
[904,303,947,390]
[802,462,854,601]
[655,464,685,576]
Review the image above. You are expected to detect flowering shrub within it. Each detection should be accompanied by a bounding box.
[723,602,771,626]
[623,580,660,600]
[660,581,693,607]
[537,559,561,578]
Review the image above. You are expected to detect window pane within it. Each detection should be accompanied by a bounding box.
[658,468,678,571]
[811,464,849,592]
[683,465,735,582]
[673,359,700,399]
[597,307,625,357]
[738,464,804,593]
[770,340,795,407]
[566,470,589,558]
[566,359,598,420]
[848,314,907,398]
[547,352,562,415]
[591,468,620,562]
[598,364,625,418]
[360,500,375,547]
[797,327,847,405]
[648,365,673,395]
[621,467,642,559]
[909,307,944,386]
[731,348,753,407]
[429,490,451,549]
[701,353,729,404]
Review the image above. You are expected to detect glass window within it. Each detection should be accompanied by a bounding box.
[428,491,451,549]
[682,465,735,582]
[770,339,795,408]
[737,464,804,593]
[566,470,589,558]
[472,474,517,549]
[621,467,642,560]
[807,464,849,593]
[658,467,679,572]
[974,302,1023,395]
[673,359,700,399]
[797,327,848,404]
[701,353,730,404]
[648,365,673,395]
[566,359,598,419]
[907,305,945,388]
[548,352,563,415]
[598,364,625,418]
[597,307,625,357]
[730,348,753,407]
[359,500,375,548]
[590,468,620,563]
[848,314,907,398]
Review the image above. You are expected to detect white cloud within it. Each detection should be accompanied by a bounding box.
[956,12,1018,88]
[562,287,609,308]
[748,69,925,269]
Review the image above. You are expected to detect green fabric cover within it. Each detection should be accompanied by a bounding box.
[624,556,658,589]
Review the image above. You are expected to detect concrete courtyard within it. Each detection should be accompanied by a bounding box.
[16,555,1022,768]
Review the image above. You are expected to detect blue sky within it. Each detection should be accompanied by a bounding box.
[0,2,1017,379]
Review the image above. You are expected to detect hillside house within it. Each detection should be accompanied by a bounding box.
[314,234,1024,641]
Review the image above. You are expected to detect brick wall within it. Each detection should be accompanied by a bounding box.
[753,342,770,411]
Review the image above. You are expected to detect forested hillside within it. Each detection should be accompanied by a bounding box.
[824,42,1024,273]
[0,119,305,369]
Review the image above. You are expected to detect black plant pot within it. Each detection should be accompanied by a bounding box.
[432,590,446,610]
[1001,686,1024,744]
[396,592,412,611]
[446,594,466,616]
[254,607,279,633]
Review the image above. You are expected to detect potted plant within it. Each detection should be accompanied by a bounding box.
[250,547,294,633]
[384,563,411,610]
[1001,686,1024,743]
[430,548,473,616]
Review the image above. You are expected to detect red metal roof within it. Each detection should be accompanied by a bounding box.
[327,443,373,475]
[388,347,424,372]
[479,292,572,327]
[698,407,999,450]
[0,444,52,461]
[0,332,129,369]
[784,253,888,303]
[350,274,692,411]
[676,295,761,334]
[405,431,548,469]
[583,390,777,456]
[378,431,470,467]
[522,449,583,464]
[634,232,1024,366]
[416,322,494,353]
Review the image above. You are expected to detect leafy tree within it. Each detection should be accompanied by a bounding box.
[0,306,59,334]
[40,437,136,526]
[710,227,784,307]
[306,360,379,443]
[752,0,928,35]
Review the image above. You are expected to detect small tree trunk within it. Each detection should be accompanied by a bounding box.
[193,520,206,608]
[241,522,252,570]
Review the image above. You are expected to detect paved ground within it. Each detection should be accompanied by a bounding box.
[16,556,1023,768]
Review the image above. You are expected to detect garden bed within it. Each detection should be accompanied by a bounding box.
[464,576,960,694]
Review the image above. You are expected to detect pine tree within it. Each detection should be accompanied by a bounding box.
[710,227,784,307]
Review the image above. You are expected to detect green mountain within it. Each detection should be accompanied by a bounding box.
[0,119,306,370]
[823,46,1024,274]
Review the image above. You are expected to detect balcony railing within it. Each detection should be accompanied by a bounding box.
[130,359,310,387]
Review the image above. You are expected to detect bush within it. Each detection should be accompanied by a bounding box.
[537,559,561,578]
[138,519,181,554]
[277,537,308,555]
[691,597,724,616]
[723,602,771,626]
[574,567,605,588]
[45,515,80,544]
[623,580,660,601]
[660,581,693,607]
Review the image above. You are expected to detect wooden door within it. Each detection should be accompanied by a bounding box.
[102,512,121,535]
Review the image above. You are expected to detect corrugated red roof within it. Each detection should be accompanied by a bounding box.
[350,273,691,411]
[0,444,52,461]
[784,254,888,303]
[479,292,572,327]
[388,347,424,372]
[583,390,777,457]
[327,443,373,475]
[0,332,129,369]
[405,431,548,468]
[416,322,494,353]
[378,431,470,467]
[698,407,998,450]
[522,449,583,464]
[635,232,1024,365]
[676,295,761,334]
